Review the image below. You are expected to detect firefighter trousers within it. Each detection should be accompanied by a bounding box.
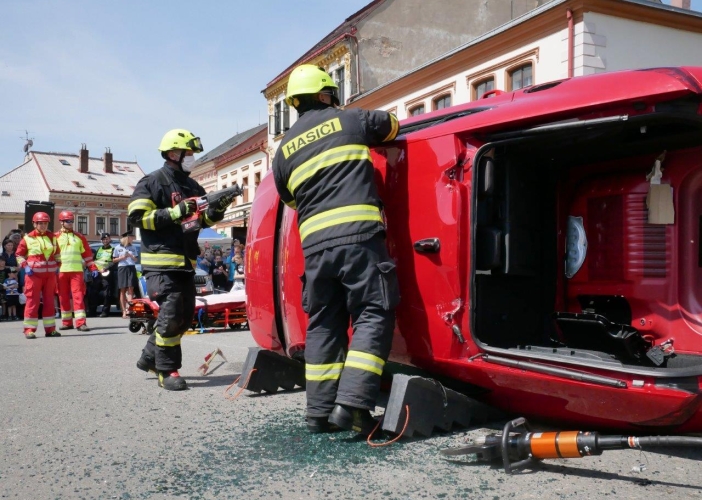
[302,233,400,417]
[58,271,87,327]
[23,272,57,334]
[141,271,195,372]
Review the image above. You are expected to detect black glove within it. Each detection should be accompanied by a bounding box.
[214,184,242,213]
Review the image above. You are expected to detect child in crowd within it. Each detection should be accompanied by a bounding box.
[3,269,20,320]
[0,256,7,320]
[232,255,245,291]
[210,253,228,291]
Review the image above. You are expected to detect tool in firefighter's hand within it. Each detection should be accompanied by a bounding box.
[198,348,228,376]
[181,184,243,233]
[440,417,702,474]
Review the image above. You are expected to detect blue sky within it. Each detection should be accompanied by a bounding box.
[1,0,701,176]
[0,0,370,174]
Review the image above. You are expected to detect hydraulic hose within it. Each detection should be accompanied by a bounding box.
[605,435,702,449]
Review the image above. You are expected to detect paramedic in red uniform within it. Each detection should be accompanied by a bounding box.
[272,65,400,435]
[15,212,60,339]
[56,210,99,332]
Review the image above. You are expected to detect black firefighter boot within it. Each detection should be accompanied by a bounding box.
[136,351,156,374]
[158,371,187,391]
[328,404,378,436]
[306,416,341,434]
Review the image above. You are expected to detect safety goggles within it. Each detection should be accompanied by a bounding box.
[61,220,74,224]
[320,87,340,106]
[187,137,204,153]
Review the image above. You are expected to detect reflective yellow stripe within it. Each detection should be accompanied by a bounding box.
[344,350,385,376]
[43,318,55,327]
[287,145,371,195]
[284,199,297,210]
[305,362,344,381]
[128,199,157,214]
[154,331,182,347]
[24,319,39,327]
[383,114,399,142]
[74,310,86,319]
[298,204,382,242]
[61,311,73,319]
[141,253,186,267]
[143,211,157,231]
[203,212,215,226]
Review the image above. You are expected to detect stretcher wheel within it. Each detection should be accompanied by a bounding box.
[128,321,141,333]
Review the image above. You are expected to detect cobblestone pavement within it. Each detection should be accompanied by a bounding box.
[1,315,702,499]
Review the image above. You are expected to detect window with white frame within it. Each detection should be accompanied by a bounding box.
[77,215,88,235]
[109,217,119,235]
[96,216,106,235]
[332,66,345,105]
[269,101,290,136]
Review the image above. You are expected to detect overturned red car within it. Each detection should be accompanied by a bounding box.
[246,67,702,433]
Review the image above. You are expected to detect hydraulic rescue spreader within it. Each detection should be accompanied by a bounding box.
[441,417,702,474]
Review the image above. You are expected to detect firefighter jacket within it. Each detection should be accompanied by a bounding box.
[15,230,61,273]
[93,245,114,272]
[128,162,224,272]
[272,105,399,257]
[56,230,97,273]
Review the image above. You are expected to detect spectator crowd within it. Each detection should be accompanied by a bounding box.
[0,224,247,325]
[196,238,245,293]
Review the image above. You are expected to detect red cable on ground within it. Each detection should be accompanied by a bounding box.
[367,404,410,448]
[224,368,257,401]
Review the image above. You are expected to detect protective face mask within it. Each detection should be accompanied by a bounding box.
[181,155,196,172]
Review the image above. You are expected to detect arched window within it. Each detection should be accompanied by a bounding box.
[409,104,425,116]
[473,77,495,100]
[433,94,451,111]
[509,63,533,91]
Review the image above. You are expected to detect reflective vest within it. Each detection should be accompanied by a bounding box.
[57,230,96,273]
[94,246,114,271]
[16,231,60,273]
[272,106,399,257]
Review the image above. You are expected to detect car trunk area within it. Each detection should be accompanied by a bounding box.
[470,105,702,371]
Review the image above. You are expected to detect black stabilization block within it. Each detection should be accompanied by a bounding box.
[237,347,305,393]
[382,374,502,437]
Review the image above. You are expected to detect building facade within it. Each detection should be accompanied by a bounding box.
[350,0,702,115]
[263,0,701,155]
[262,0,544,158]
[190,125,268,235]
[0,146,144,241]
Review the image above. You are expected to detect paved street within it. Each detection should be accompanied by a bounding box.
[1,315,702,499]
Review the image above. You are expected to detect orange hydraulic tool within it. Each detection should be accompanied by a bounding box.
[198,348,227,376]
[441,417,702,474]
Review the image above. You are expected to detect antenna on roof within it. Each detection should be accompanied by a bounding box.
[20,130,34,154]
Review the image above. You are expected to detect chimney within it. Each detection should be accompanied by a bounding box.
[79,143,89,173]
[103,147,113,173]
[671,0,691,8]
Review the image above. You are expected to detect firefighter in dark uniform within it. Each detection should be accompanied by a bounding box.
[89,232,115,317]
[127,129,230,391]
[272,64,401,435]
